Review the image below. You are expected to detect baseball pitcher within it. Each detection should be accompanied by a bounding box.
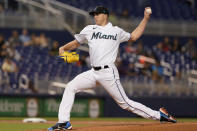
[48,6,176,131]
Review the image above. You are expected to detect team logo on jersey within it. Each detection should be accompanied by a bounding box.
[91,32,117,40]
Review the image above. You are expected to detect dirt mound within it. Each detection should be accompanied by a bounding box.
[31,121,197,131]
[73,122,197,131]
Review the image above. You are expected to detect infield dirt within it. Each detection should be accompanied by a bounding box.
[30,120,197,131]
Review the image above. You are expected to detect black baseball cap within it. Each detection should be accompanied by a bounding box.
[89,6,109,16]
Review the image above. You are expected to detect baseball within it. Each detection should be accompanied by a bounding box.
[146,8,152,14]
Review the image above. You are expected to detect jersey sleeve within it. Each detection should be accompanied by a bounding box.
[119,28,131,43]
[74,26,89,44]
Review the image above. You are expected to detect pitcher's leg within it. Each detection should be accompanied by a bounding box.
[58,70,96,123]
[58,81,75,123]
[113,80,160,120]
[99,67,160,120]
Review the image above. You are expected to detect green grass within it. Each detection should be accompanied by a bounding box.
[0,123,51,131]
[177,118,197,122]
[0,117,197,131]
[0,123,86,131]
[0,117,156,122]
[1,117,197,122]
[71,117,151,121]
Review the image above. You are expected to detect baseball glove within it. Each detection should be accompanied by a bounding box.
[59,51,79,63]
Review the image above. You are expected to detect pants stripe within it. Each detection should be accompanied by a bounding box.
[111,68,157,120]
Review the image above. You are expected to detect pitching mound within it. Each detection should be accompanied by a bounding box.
[31,121,197,131]
[73,121,197,131]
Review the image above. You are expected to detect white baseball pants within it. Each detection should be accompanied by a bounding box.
[58,64,160,123]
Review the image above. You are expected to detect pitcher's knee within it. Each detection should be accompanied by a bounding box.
[66,82,77,93]
[119,103,128,110]
[117,98,135,111]
[118,101,131,111]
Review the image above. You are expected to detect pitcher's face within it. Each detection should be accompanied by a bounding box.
[94,14,108,26]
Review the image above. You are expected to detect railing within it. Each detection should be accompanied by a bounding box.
[0,0,197,37]
[0,13,64,30]
[0,0,92,34]
[119,18,197,37]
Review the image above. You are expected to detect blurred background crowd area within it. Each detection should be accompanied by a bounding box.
[0,0,197,20]
[0,0,197,97]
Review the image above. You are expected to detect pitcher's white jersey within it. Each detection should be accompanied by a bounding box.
[74,22,130,66]
[58,23,161,124]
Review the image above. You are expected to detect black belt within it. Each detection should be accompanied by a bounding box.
[93,65,109,71]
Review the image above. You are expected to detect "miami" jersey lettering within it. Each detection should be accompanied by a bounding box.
[91,32,117,40]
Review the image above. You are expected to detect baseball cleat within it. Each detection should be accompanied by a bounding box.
[48,121,72,131]
[159,107,177,123]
